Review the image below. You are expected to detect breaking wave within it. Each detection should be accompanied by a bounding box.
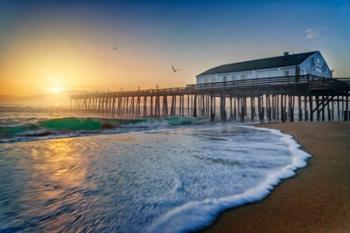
[0,116,201,142]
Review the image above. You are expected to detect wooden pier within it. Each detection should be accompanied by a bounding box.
[70,75,350,122]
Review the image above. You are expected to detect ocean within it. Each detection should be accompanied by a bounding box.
[0,106,311,232]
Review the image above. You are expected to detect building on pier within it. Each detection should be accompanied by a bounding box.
[196,51,332,84]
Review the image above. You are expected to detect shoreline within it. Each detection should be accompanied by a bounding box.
[202,122,350,233]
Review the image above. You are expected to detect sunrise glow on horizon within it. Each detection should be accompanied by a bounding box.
[1,0,350,100]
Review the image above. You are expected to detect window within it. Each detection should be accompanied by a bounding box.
[314,66,322,73]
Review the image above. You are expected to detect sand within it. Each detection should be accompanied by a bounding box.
[202,122,350,233]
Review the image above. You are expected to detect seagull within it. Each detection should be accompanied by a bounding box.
[112,46,118,51]
[171,65,180,73]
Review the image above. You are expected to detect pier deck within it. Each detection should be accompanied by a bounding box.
[70,75,350,122]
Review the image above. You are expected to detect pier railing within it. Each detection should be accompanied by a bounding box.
[195,75,311,89]
[335,78,350,87]
[195,75,350,91]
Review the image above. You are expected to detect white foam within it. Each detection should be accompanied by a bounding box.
[146,125,311,233]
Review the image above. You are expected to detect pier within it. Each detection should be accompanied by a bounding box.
[70,75,350,122]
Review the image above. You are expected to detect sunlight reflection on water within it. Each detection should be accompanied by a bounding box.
[0,124,296,233]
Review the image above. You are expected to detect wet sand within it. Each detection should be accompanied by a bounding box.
[203,122,350,233]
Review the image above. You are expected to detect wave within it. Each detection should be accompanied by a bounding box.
[0,116,201,143]
[146,126,311,233]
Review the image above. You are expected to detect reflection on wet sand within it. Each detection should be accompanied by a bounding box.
[0,125,300,233]
[2,138,102,232]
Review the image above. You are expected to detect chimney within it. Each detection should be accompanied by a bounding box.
[283,51,289,57]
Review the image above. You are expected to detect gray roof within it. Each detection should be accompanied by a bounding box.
[197,51,318,76]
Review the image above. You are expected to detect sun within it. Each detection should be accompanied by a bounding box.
[49,86,64,94]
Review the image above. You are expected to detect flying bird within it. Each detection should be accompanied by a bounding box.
[171,65,180,73]
[112,46,118,51]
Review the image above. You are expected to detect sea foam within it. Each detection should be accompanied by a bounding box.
[146,125,311,233]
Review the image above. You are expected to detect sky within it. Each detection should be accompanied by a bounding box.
[0,0,350,98]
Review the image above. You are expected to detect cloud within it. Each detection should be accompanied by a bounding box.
[304,28,320,40]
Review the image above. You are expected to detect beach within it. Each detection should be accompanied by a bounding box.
[203,122,350,233]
